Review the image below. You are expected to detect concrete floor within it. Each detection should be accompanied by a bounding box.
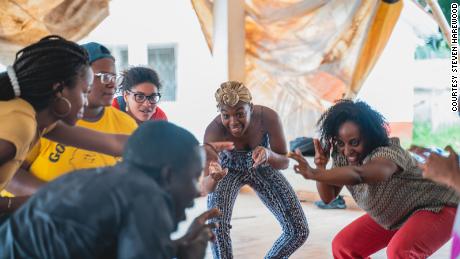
[174,167,452,258]
[176,193,451,258]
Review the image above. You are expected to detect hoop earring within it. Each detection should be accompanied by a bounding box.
[52,97,72,118]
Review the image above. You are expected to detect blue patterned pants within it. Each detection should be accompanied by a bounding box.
[208,166,309,258]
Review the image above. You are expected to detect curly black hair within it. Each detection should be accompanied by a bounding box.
[317,99,390,153]
[119,66,161,92]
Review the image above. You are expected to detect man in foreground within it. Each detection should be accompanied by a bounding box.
[0,121,226,258]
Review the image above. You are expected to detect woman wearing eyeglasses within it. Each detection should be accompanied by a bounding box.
[112,66,168,124]
[7,42,138,196]
[0,37,132,214]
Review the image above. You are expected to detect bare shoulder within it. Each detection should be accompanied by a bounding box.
[204,115,225,142]
[206,115,222,130]
[255,105,280,123]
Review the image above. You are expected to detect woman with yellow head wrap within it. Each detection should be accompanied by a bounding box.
[203,81,309,258]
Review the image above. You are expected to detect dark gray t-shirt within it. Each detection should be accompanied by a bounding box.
[0,165,176,259]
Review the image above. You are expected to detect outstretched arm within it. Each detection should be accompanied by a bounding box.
[0,139,31,213]
[0,139,15,169]
[0,196,29,214]
[44,121,128,157]
[7,143,46,196]
[173,208,220,259]
[289,150,398,186]
[202,119,227,195]
[422,146,460,193]
[7,166,46,196]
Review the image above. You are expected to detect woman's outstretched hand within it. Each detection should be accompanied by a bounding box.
[204,142,234,162]
[252,146,270,168]
[288,149,316,180]
[422,146,460,190]
[209,161,228,182]
[313,138,330,169]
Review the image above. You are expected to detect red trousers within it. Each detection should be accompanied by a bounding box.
[332,207,456,259]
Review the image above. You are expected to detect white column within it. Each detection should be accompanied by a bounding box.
[213,0,245,82]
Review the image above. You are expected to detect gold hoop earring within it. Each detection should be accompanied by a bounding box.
[52,97,71,118]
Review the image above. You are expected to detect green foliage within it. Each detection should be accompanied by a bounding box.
[413,0,457,59]
[411,122,460,151]
[416,0,459,27]
[438,0,459,27]
[415,34,450,59]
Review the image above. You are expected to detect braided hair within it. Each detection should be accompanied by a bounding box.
[0,35,89,111]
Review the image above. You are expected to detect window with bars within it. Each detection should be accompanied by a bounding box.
[147,46,177,101]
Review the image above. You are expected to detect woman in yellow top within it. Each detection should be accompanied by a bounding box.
[6,42,138,196]
[0,36,128,214]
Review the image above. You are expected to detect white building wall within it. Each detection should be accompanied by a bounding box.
[80,0,226,140]
[357,2,418,127]
[357,1,449,141]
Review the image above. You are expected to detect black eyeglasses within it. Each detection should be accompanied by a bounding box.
[95,72,118,85]
[127,90,161,104]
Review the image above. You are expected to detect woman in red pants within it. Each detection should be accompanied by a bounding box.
[289,99,459,259]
